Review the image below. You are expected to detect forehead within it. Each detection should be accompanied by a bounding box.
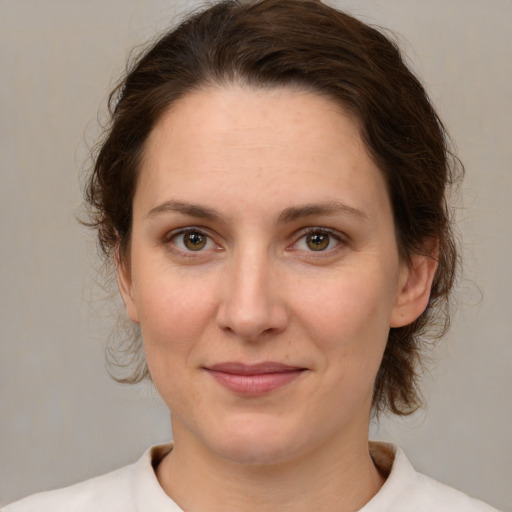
[145,84,363,161]
[137,85,390,221]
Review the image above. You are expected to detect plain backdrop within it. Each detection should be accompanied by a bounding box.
[1,0,511,510]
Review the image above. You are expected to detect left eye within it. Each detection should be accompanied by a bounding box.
[170,229,217,252]
[294,230,340,252]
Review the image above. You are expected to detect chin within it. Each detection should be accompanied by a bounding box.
[206,416,310,467]
[216,439,300,467]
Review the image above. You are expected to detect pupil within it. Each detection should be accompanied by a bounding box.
[307,233,329,251]
[185,232,206,250]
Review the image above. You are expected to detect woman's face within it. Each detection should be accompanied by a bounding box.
[119,85,429,465]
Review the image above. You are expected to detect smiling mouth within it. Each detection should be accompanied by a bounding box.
[204,362,307,395]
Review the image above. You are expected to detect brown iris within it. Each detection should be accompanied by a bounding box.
[183,231,207,251]
[306,232,330,251]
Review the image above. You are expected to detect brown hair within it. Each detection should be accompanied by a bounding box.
[84,0,461,415]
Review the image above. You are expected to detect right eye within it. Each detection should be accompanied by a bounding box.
[167,229,218,253]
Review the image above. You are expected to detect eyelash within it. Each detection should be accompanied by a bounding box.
[164,228,221,257]
[290,227,345,255]
[164,226,346,258]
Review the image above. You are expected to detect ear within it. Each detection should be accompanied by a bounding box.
[390,242,438,328]
[115,248,140,324]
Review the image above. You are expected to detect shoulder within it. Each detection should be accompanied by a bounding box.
[2,444,177,512]
[2,465,134,512]
[366,442,501,512]
[408,472,500,512]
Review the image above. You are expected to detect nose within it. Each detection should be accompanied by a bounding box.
[216,247,289,342]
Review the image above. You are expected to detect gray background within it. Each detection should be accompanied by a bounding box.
[1,0,511,510]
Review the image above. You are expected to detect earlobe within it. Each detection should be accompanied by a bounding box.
[390,249,438,328]
[115,250,140,324]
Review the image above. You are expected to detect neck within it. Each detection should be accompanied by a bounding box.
[156,422,385,512]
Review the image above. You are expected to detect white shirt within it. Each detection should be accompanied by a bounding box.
[3,442,500,511]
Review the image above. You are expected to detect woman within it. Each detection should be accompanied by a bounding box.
[4,1,500,511]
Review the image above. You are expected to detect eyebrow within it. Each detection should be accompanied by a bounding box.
[276,201,369,224]
[145,199,368,224]
[145,200,224,223]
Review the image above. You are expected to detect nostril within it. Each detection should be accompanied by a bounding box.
[215,261,289,340]
[216,304,288,341]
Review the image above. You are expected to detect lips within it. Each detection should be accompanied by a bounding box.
[205,362,306,395]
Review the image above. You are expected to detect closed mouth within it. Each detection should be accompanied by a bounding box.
[204,362,307,395]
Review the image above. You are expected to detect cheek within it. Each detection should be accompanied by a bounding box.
[133,270,216,364]
[297,274,392,342]
[134,274,216,411]
[292,269,394,379]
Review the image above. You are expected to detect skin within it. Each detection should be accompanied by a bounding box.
[118,85,436,512]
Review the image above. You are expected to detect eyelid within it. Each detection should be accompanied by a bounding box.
[288,227,348,253]
[162,225,348,257]
[164,226,223,255]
